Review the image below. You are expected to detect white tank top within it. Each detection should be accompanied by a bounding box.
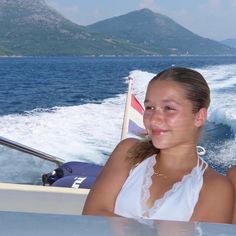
[114,155,208,221]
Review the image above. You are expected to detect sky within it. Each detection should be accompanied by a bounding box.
[45,0,236,41]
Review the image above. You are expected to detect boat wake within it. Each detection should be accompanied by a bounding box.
[0,64,235,183]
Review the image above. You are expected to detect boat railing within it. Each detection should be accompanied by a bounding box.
[0,136,64,166]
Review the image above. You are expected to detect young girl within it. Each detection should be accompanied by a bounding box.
[83,67,234,224]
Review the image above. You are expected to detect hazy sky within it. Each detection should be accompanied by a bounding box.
[46,0,236,41]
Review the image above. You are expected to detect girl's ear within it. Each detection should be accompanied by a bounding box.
[195,108,208,127]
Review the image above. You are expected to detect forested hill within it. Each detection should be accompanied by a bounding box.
[87,8,234,55]
[0,0,235,56]
[0,0,145,56]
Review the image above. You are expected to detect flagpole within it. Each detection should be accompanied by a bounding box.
[121,76,133,140]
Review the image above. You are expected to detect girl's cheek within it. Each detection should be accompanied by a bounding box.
[143,113,148,120]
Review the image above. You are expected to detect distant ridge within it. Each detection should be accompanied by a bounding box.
[221,38,236,48]
[0,0,145,56]
[0,1,235,56]
[87,8,234,55]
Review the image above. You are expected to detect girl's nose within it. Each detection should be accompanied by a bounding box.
[150,107,163,125]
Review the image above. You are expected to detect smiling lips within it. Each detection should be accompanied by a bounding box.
[151,128,168,136]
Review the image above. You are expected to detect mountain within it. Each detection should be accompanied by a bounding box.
[0,44,13,55]
[0,0,145,56]
[0,1,235,56]
[87,8,234,55]
[221,38,236,48]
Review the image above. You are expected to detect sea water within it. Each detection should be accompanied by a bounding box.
[0,56,235,182]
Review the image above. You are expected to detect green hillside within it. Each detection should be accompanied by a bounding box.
[0,1,235,56]
[0,44,13,55]
[87,8,234,55]
[0,0,146,56]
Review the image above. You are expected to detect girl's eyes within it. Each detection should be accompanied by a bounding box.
[144,105,176,111]
[144,106,155,111]
[164,106,176,111]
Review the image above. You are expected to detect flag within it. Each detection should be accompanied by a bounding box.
[121,76,146,140]
[127,94,145,137]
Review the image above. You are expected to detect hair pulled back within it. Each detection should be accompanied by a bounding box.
[127,67,210,167]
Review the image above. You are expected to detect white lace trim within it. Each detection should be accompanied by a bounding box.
[141,155,155,214]
[141,155,208,217]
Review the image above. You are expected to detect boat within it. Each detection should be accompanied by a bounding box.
[0,76,141,216]
[0,135,89,215]
[0,135,236,235]
[0,77,235,234]
[42,161,102,188]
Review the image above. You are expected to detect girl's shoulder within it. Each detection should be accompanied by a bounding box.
[204,167,233,188]
[203,167,234,200]
[191,167,234,223]
[117,137,140,149]
[106,138,140,167]
[111,138,139,159]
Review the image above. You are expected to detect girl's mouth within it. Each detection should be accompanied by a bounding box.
[151,129,167,136]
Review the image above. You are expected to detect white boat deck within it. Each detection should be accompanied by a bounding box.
[0,210,236,236]
[0,182,235,235]
[0,183,89,215]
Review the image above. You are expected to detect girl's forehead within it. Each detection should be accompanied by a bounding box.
[145,80,188,102]
[149,79,179,86]
[147,80,185,94]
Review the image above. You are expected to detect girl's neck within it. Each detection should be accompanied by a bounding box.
[157,145,198,171]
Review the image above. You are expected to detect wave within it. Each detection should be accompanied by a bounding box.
[196,65,236,134]
[0,64,235,171]
[0,96,127,165]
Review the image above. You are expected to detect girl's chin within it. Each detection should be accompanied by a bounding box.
[151,140,168,150]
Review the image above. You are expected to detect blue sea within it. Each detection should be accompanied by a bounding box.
[0,56,236,183]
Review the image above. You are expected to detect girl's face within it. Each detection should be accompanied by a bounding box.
[143,80,205,150]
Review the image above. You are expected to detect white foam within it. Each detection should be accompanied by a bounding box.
[0,65,235,169]
[197,64,236,136]
[0,96,125,165]
[128,70,155,100]
[198,64,236,90]
[205,139,236,168]
[195,65,236,166]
